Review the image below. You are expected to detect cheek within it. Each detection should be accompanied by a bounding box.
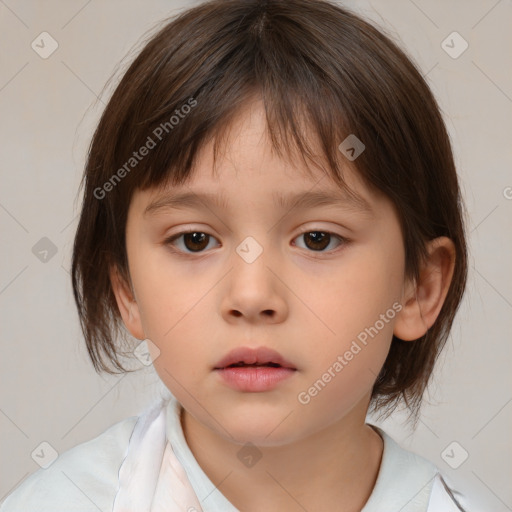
[130,246,200,335]
[303,247,403,342]
[292,297,394,436]
[129,247,221,378]
[293,240,403,410]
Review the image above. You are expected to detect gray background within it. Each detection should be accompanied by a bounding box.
[1,1,511,510]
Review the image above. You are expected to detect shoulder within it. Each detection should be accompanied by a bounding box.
[428,472,471,512]
[365,426,470,511]
[0,415,139,512]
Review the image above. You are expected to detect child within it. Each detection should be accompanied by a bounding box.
[1,0,472,510]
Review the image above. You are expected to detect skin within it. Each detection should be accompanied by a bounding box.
[111,98,456,511]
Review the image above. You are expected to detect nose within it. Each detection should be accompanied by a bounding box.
[220,243,288,324]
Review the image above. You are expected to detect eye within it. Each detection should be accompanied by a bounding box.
[164,231,220,254]
[292,230,347,253]
[164,229,347,255]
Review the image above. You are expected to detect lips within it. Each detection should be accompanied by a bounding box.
[214,346,297,392]
[213,346,296,370]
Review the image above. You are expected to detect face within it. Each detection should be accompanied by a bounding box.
[118,99,408,447]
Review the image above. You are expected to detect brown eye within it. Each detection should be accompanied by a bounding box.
[294,231,346,252]
[304,232,330,251]
[183,232,209,251]
[165,231,218,253]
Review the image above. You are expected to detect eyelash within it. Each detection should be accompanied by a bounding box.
[163,229,349,256]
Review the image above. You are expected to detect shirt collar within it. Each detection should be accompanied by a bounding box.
[165,397,240,512]
[165,396,438,512]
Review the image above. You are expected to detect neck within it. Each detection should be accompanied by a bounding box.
[181,400,383,512]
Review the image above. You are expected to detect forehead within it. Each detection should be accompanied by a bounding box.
[142,185,375,219]
[131,98,385,218]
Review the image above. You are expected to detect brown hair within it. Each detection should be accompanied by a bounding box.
[71,0,468,421]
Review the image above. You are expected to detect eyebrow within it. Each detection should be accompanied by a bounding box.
[143,189,373,217]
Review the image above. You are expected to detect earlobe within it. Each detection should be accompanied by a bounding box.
[109,265,146,340]
[393,237,456,341]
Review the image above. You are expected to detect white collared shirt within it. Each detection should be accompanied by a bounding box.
[0,396,470,512]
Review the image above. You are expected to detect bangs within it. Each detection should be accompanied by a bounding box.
[99,2,404,210]
[112,33,363,201]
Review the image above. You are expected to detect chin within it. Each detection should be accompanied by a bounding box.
[213,408,309,448]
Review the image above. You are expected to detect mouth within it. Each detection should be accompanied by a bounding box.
[213,346,297,392]
[224,362,283,368]
[213,346,296,371]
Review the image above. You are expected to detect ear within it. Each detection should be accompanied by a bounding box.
[393,236,456,341]
[109,265,145,340]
